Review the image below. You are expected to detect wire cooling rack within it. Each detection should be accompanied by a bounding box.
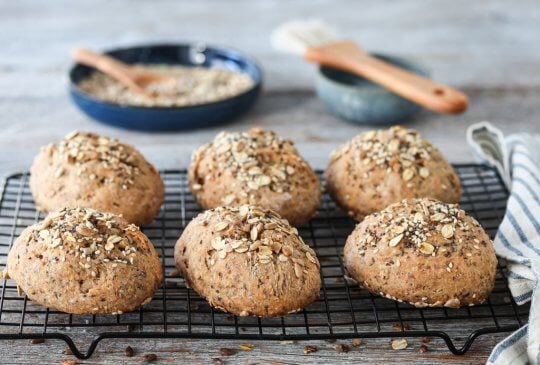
[0,165,530,359]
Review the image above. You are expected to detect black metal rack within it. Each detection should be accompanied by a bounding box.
[0,165,530,359]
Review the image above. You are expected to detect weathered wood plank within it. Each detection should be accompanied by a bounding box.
[1,87,540,176]
[0,334,507,364]
[1,0,540,91]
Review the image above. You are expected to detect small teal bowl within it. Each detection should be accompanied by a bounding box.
[315,54,429,125]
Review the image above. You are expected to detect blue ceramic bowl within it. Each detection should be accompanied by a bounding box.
[315,54,429,125]
[69,44,263,131]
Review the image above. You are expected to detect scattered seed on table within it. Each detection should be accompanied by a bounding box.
[419,345,428,353]
[325,339,337,343]
[60,360,76,365]
[334,344,350,353]
[63,348,74,355]
[124,346,134,357]
[391,339,408,350]
[142,353,157,362]
[219,348,235,356]
[303,345,318,354]
[212,358,224,365]
[352,338,363,347]
[422,337,430,343]
[392,323,411,331]
[239,343,254,351]
[279,340,295,344]
[30,338,45,344]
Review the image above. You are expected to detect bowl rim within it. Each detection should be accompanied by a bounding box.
[316,53,429,94]
[68,42,263,111]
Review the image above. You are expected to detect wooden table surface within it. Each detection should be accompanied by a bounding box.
[1,0,539,363]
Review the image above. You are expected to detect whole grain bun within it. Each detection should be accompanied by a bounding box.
[174,205,321,317]
[188,128,320,226]
[344,198,497,308]
[30,131,164,226]
[325,126,461,221]
[5,207,163,314]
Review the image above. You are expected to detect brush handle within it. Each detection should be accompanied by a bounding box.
[73,48,145,93]
[305,41,468,114]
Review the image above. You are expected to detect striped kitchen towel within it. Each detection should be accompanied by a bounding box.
[468,122,540,365]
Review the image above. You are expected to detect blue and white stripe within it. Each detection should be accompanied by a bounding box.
[468,122,540,365]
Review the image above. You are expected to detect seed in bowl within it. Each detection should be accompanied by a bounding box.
[77,64,254,107]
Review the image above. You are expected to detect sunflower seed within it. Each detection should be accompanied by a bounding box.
[419,242,434,255]
[239,344,254,351]
[250,226,259,241]
[389,234,404,247]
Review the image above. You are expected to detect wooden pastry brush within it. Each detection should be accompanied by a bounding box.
[271,20,468,114]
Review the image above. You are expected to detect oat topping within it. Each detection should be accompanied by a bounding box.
[357,199,482,257]
[200,205,319,276]
[391,339,408,350]
[192,128,305,196]
[78,65,254,108]
[329,126,434,180]
[238,343,254,351]
[49,131,141,189]
[30,207,140,274]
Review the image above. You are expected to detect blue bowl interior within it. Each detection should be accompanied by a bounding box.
[319,54,428,90]
[69,44,262,131]
[70,44,262,107]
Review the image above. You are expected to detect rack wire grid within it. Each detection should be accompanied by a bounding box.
[0,165,530,359]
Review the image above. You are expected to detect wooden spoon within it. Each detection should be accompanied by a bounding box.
[72,48,173,95]
[304,41,469,114]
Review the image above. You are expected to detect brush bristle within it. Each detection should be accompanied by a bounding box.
[271,19,337,55]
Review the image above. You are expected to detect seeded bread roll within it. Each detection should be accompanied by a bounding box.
[325,126,461,221]
[188,128,320,226]
[174,205,321,317]
[344,198,497,308]
[5,207,163,314]
[30,131,164,226]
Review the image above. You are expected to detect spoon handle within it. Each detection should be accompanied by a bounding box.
[72,48,145,93]
[305,41,468,114]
